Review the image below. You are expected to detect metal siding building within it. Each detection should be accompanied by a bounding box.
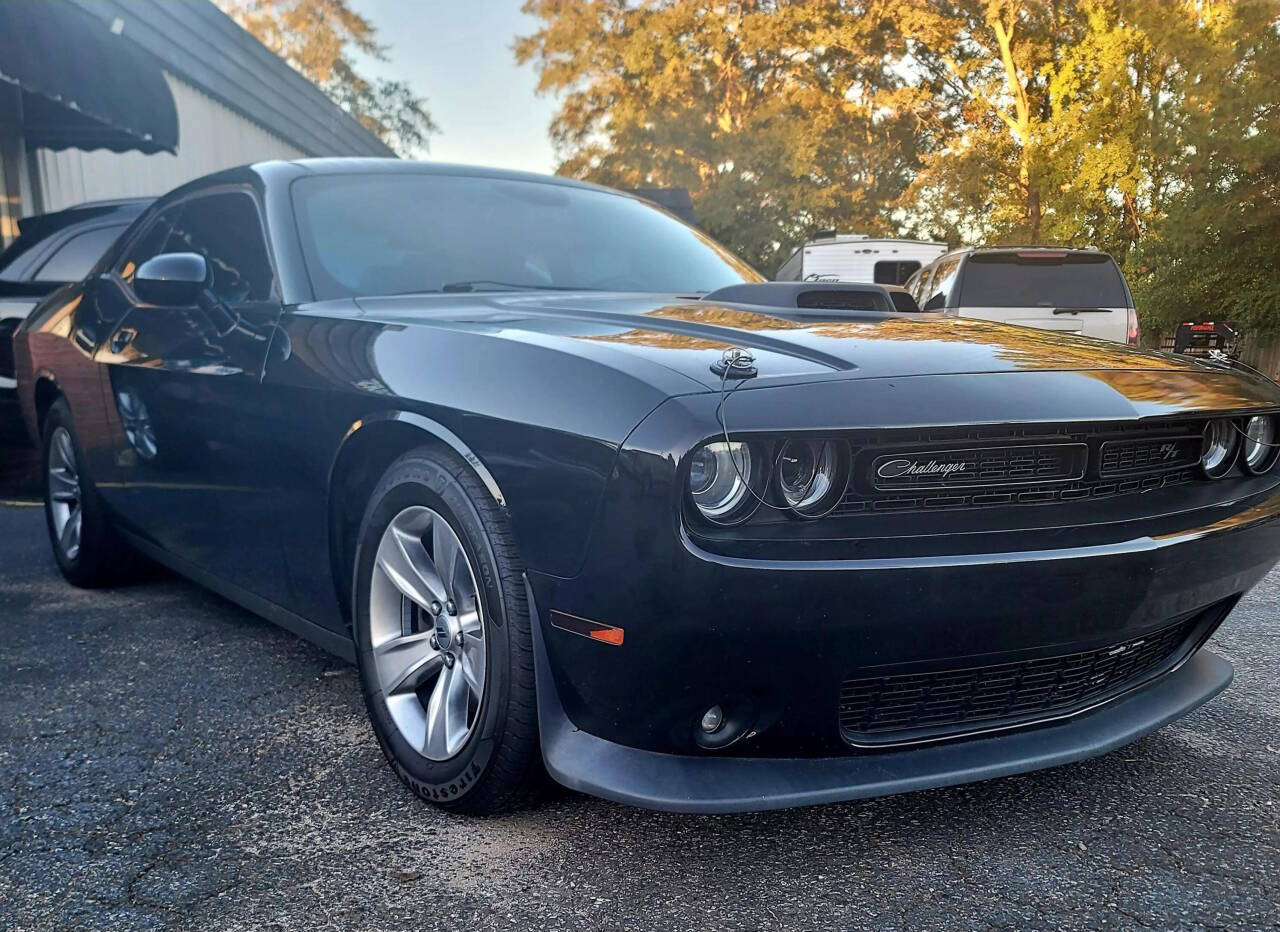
[35,73,308,212]
[1,0,392,239]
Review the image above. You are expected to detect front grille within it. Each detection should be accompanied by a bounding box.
[836,419,1209,517]
[841,469,1196,515]
[839,617,1200,745]
[1100,434,1202,477]
[872,443,1086,490]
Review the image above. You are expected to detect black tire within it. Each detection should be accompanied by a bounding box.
[41,397,138,588]
[352,445,544,814]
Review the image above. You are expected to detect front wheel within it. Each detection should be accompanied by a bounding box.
[352,446,543,814]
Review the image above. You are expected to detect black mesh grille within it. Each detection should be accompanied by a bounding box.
[1100,435,1202,476]
[840,469,1195,515]
[839,617,1200,744]
[837,419,1208,517]
[872,443,1086,490]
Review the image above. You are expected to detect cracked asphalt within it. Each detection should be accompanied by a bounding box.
[1,497,1278,930]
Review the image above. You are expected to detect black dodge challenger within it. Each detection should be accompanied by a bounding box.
[14,160,1280,814]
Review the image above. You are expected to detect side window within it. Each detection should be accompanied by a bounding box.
[912,262,936,303]
[160,192,275,303]
[118,207,182,284]
[33,224,129,283]
[923,257,960,310]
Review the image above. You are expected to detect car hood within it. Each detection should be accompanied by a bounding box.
[352,291,1229,389]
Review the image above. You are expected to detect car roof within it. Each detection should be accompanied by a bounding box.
[280,157,608,190]
[971,246,1110,255]
[935,245,1112,261]
[18,197,151,227]
[150,158,644,218]
[1,198,152,284]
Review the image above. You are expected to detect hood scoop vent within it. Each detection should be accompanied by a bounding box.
[701,282,917,316]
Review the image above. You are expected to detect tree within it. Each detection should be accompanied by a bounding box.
[887,1,1278,280]
[886,0,1072,245]
[516,0,922,273]
[1126,0,1280,335]
[216,0,437,156]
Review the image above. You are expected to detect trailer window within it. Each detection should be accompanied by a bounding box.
[873,260,920,285]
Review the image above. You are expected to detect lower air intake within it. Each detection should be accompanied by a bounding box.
[838,612,1214,746]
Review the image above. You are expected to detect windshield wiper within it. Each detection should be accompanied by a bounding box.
[1052,307,1112,314]
[441,280,603,293]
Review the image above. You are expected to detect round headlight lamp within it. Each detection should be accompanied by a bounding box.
[1241,415,1278,474]
[1200,418,1239,479]
[776,439,845,516]
[688,442,756,523]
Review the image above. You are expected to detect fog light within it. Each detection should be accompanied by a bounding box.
[700,705,724,734]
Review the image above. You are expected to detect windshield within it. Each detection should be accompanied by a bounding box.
[959,253,1129,308]
[291,173,761,301]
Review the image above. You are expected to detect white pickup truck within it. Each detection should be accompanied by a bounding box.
[904,247,1140,345]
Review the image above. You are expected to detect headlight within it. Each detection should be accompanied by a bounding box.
[1200,418,1239,478]
[775,439,846,516]
[1241,415,1278,474]
[688,441,756,523]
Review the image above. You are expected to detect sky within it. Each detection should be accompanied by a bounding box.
[353,0,560,174]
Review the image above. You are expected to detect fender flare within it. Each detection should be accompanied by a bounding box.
[331,409,508,508]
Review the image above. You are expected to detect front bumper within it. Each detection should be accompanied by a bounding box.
[532,616,1233,814]
[531,479,1280,752]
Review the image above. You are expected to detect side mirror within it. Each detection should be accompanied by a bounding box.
[134,252,209,306]
[922,293,946,312]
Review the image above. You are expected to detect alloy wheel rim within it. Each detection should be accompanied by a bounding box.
[369,505,487,761]
[47,426,83,561]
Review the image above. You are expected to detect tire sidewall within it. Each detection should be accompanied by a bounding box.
[352,454,514,805]
[41,400,101,584]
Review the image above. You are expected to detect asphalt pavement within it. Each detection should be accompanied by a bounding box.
[1,492,1278,930]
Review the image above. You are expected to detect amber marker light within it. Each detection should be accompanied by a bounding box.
[588,627,625,646]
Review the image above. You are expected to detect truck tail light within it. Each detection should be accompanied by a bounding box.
[1126,308,1140,346]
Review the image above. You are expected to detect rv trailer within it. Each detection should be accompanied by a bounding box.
[776,234,948,285]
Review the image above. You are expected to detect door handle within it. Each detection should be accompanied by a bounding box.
[109,327,137,354]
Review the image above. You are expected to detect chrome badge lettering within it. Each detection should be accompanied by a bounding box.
[876,458,970,480]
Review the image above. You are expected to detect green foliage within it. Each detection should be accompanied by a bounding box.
[520,0,1280,331]
[217,0,438,156]
[1126,1,1280,334]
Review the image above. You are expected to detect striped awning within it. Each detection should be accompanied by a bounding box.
[0,0,177,154]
